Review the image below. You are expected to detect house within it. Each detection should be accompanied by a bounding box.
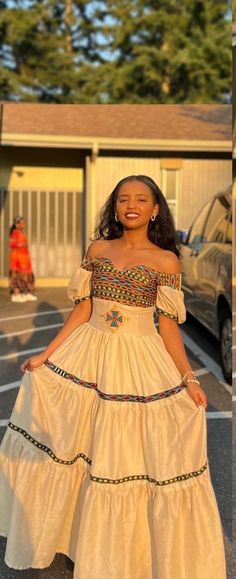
[0,103,231,282]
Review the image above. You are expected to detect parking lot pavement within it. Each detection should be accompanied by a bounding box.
[0,287,232,578]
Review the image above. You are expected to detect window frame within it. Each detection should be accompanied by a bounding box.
[162,168,180,226]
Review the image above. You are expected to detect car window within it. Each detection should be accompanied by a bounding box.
[204,196,231,243]
[187,201,211,245]
[224,209,232,243]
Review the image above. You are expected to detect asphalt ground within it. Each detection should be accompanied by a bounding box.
[0,287,233,579]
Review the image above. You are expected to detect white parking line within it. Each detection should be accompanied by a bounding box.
[0,308,71,323]
[0,347,45,361]
[0,323,63,339]
[206,411,232,419]
[0,381,20,393]
[194,368,209,376]
[218,381,232,395]
[181,330,232,395]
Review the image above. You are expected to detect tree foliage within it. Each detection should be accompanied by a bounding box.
[0,0,231,103]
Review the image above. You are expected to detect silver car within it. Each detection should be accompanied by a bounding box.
[178,187,232,384]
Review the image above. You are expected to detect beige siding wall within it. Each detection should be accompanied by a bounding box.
[93,156,231,232]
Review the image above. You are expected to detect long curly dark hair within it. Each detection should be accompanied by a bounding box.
[92,175,180,258]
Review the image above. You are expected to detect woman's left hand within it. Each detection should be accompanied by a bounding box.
[186,381,208,409]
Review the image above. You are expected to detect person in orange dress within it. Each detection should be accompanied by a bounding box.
[9,215,37,302]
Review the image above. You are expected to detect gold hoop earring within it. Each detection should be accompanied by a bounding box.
[115,212,119,222]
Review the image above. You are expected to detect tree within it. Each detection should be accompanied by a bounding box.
[0,0,102,102]
[95,0,231,103]
[0,0,231,103]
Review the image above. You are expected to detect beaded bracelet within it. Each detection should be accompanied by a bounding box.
[182,371,195,382]
[184,379,200,386]
[182,370,200,387]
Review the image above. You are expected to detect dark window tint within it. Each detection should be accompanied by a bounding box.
[224,209,232,243]
[188,202,211,245]
[204,196,231,243]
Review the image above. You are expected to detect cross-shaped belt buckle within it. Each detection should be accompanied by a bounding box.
[101,309,130,330]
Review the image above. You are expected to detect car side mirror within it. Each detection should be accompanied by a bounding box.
[176,230,189,244]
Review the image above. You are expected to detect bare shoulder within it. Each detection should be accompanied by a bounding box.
[155,249,181,274]
[86,239,110,258]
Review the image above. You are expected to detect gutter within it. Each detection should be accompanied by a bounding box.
[0,133,232,153]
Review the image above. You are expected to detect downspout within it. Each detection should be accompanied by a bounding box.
[90,141,99,235]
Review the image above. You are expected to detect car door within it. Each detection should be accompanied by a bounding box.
[194,193,232,330]
[180,200,212,315]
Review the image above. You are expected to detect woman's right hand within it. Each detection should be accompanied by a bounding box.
[20,352,48,373]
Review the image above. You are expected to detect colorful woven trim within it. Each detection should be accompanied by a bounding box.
[156,271,181,290]
[90,462,208,486]
[44,359,186,403]
[74,296,91,304]
[7,422,207,487]
[8,422,92,466]
[78,256,182,309]
[156,307,178,321]
[81,256,182,290]
[81,256,157,307]
[80,256,94,272]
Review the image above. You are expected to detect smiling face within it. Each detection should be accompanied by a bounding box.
[115,180,159,229]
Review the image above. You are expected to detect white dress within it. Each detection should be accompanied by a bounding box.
[0,255,226,578]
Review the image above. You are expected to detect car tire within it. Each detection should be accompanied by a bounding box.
[219,309,232,384]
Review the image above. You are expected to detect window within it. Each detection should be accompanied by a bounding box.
[225,210,232,243]
[162,169,179,225]
[204,196,231,243]
[187,201,211,245]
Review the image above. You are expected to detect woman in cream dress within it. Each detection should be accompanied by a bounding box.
[0,175,226,578]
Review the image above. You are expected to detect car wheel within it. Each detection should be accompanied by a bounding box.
[219,310,232,384]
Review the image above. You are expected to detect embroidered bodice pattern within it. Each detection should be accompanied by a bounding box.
[79,255,181,309]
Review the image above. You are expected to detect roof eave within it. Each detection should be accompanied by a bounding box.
[0,133,232,153]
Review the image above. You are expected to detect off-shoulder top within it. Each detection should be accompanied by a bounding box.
[67,255,186,324]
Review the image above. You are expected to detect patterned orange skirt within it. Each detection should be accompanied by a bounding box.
[9,230,35,293]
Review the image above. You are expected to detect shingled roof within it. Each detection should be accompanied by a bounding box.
[0,104,231,141]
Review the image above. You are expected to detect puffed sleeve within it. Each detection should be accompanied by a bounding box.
[155,272,186,324]
[67,256,93,304]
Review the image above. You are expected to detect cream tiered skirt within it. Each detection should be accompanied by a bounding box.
[0,298,226,578]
